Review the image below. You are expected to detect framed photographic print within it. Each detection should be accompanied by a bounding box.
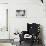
[16,10,26,18]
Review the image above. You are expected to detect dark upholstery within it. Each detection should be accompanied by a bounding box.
[19,23,40,45]
[27,23,40,35]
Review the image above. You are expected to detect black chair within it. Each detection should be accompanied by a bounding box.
[19,23,40,46]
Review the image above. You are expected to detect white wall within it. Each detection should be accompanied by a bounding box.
[0,0,8,3]
[0,4,9,39]
[0,0,13,46]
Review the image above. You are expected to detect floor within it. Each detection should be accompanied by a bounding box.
[0,43,13,46]
[19,41,43,46]
[0,42,43,46]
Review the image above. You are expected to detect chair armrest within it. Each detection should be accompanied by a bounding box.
[22,31,28,35]
[19,31,27,41]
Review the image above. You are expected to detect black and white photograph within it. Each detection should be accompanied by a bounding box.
[16,10,26,18]
[0,0,46,46]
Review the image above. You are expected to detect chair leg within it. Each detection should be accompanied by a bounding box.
[20,41,21,45]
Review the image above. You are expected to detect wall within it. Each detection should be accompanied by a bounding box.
[0,0,8,3]
[0,4,9,39]
[0,0,13,46]
[9,0,46,44]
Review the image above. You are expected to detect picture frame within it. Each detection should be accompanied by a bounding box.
[16,10,26,18]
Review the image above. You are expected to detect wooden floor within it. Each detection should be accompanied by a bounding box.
[0,39,14,43]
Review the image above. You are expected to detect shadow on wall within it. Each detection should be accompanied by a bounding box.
[40,25,45,46]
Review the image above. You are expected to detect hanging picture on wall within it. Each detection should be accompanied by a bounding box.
[16,10,26,18]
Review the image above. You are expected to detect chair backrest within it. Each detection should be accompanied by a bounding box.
[27,23,40,35]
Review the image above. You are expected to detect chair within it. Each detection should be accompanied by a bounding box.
[19,23,40,46]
